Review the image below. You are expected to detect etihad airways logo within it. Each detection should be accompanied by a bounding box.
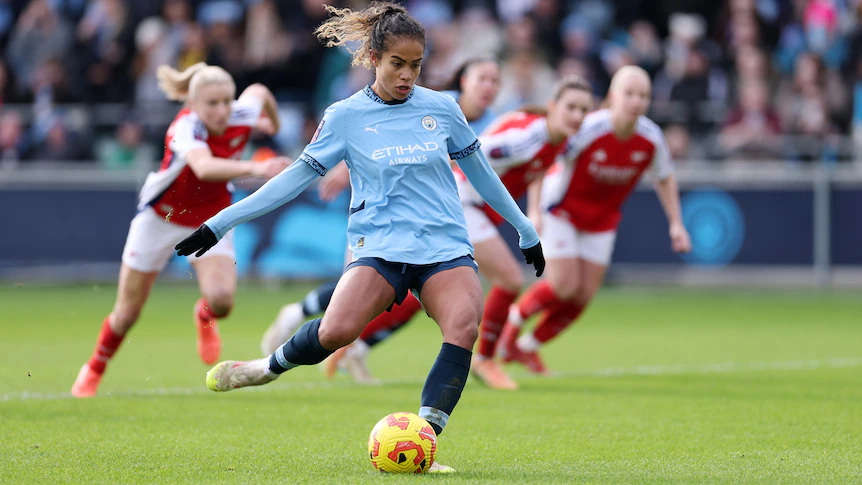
[373,142,439,165]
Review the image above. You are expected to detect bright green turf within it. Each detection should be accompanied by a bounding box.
[1,284,860,484]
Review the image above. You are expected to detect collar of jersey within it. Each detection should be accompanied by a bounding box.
[363,85,414,105]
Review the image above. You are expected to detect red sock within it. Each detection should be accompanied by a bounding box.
[516,280,563,321]
[197,298,228,321]
[87,316,125,374]
[533,301,584,344]
[359,294,423,346]
[477,286,519,358]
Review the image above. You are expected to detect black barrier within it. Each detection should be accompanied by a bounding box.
[1,185,860,277]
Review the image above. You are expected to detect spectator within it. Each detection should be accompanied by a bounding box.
[132,17,174,105]
[96,119,156,170]
[244,0,291,71]
[664,124,692,161]
[669,48,729,134]
[28,117,92,162]
[627,20,664,76]
[720,79,783,160]
[492,49,557,113]
[0,111,28,168]
[775,52,848,131]
[177,24,212,71]
[5,0,73,99]
[77,0,132,102]
[0,60,9,107]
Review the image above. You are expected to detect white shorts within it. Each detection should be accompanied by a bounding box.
[541,212,616,265]
[462,204,500,244]
[121,207,235,273]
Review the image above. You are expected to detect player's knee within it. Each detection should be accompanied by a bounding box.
[317,322,360,350]
[549,279,579,302]
[493,271,523,293]
[444,314,480,347]
[204,289,234,317]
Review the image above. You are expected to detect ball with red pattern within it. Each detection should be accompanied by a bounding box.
[368,412,437,473]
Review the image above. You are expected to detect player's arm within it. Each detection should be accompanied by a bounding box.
[185,148,287,182]
[480,122,549,171]
[446,95,544,275]
[177,104,347,256]
[239,83,280,134]
[651,134,691,254]
[526,175,545,233]
[456,149,544,276]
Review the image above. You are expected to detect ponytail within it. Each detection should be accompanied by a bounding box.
[314,1,425,69]
[156,62,234,101]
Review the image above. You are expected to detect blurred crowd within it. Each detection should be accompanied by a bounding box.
[3,0,862,169]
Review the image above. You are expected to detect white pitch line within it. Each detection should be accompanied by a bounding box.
[3,357,860,403]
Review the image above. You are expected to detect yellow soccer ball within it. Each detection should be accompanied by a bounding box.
[368,412,437,473]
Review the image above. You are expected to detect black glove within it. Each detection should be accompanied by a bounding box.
[175,224,218,257]
[521,241,545,277]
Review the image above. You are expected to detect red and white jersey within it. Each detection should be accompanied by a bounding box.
[542,109,673,232]
[138,97,263,227]
[456,111,566,225]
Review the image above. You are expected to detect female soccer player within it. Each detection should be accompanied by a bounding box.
[498,66,692,375]
[333,76,594,390]
[175,2,543,472]
[71,63,289,398]
[259,58,503,373]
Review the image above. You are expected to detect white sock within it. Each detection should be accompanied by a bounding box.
[517,333,540,353]
[346,339,370,359]
[508,305,524,328]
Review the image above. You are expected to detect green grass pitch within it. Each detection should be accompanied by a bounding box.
[1,283,860,484]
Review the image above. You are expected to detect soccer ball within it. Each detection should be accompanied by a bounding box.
[368,412,437,473]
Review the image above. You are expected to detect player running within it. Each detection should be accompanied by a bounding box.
[71,63,288,398]
[330,76,594,389]
[174,2,544,474]
[497,65,692,375]
[259,57,503,382]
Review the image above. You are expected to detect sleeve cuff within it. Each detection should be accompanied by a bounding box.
[449,139,481,160]
[298,153,327,176]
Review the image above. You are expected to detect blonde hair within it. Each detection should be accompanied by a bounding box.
[314,1,425,69]
[608,65,651,95]
[156,62,235,101]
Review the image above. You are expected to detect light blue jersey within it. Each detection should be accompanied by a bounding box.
[441,90,497,135]
[302,85,478,264]
[204,85,538,267]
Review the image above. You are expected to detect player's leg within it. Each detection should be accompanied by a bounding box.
[414,264,483,436]
[73,208,174,397]
[470,234,522,389]
[261,279,340,355]
[326,294,423,383]
[72,264,159,397]
[499,257,580,373]
[511,230,615,373]
[525,231,614,348]
[206,264,397,391]
[192,255,236,365]
[498,212,581,361]
[359,294,423,348]
[187,228,238,364]
[505,212,582,325]
[262,244,351,355]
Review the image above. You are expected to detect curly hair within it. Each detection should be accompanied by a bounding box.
[314,1,425,69]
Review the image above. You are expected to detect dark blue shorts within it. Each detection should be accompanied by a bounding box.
[344,255,478,311]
